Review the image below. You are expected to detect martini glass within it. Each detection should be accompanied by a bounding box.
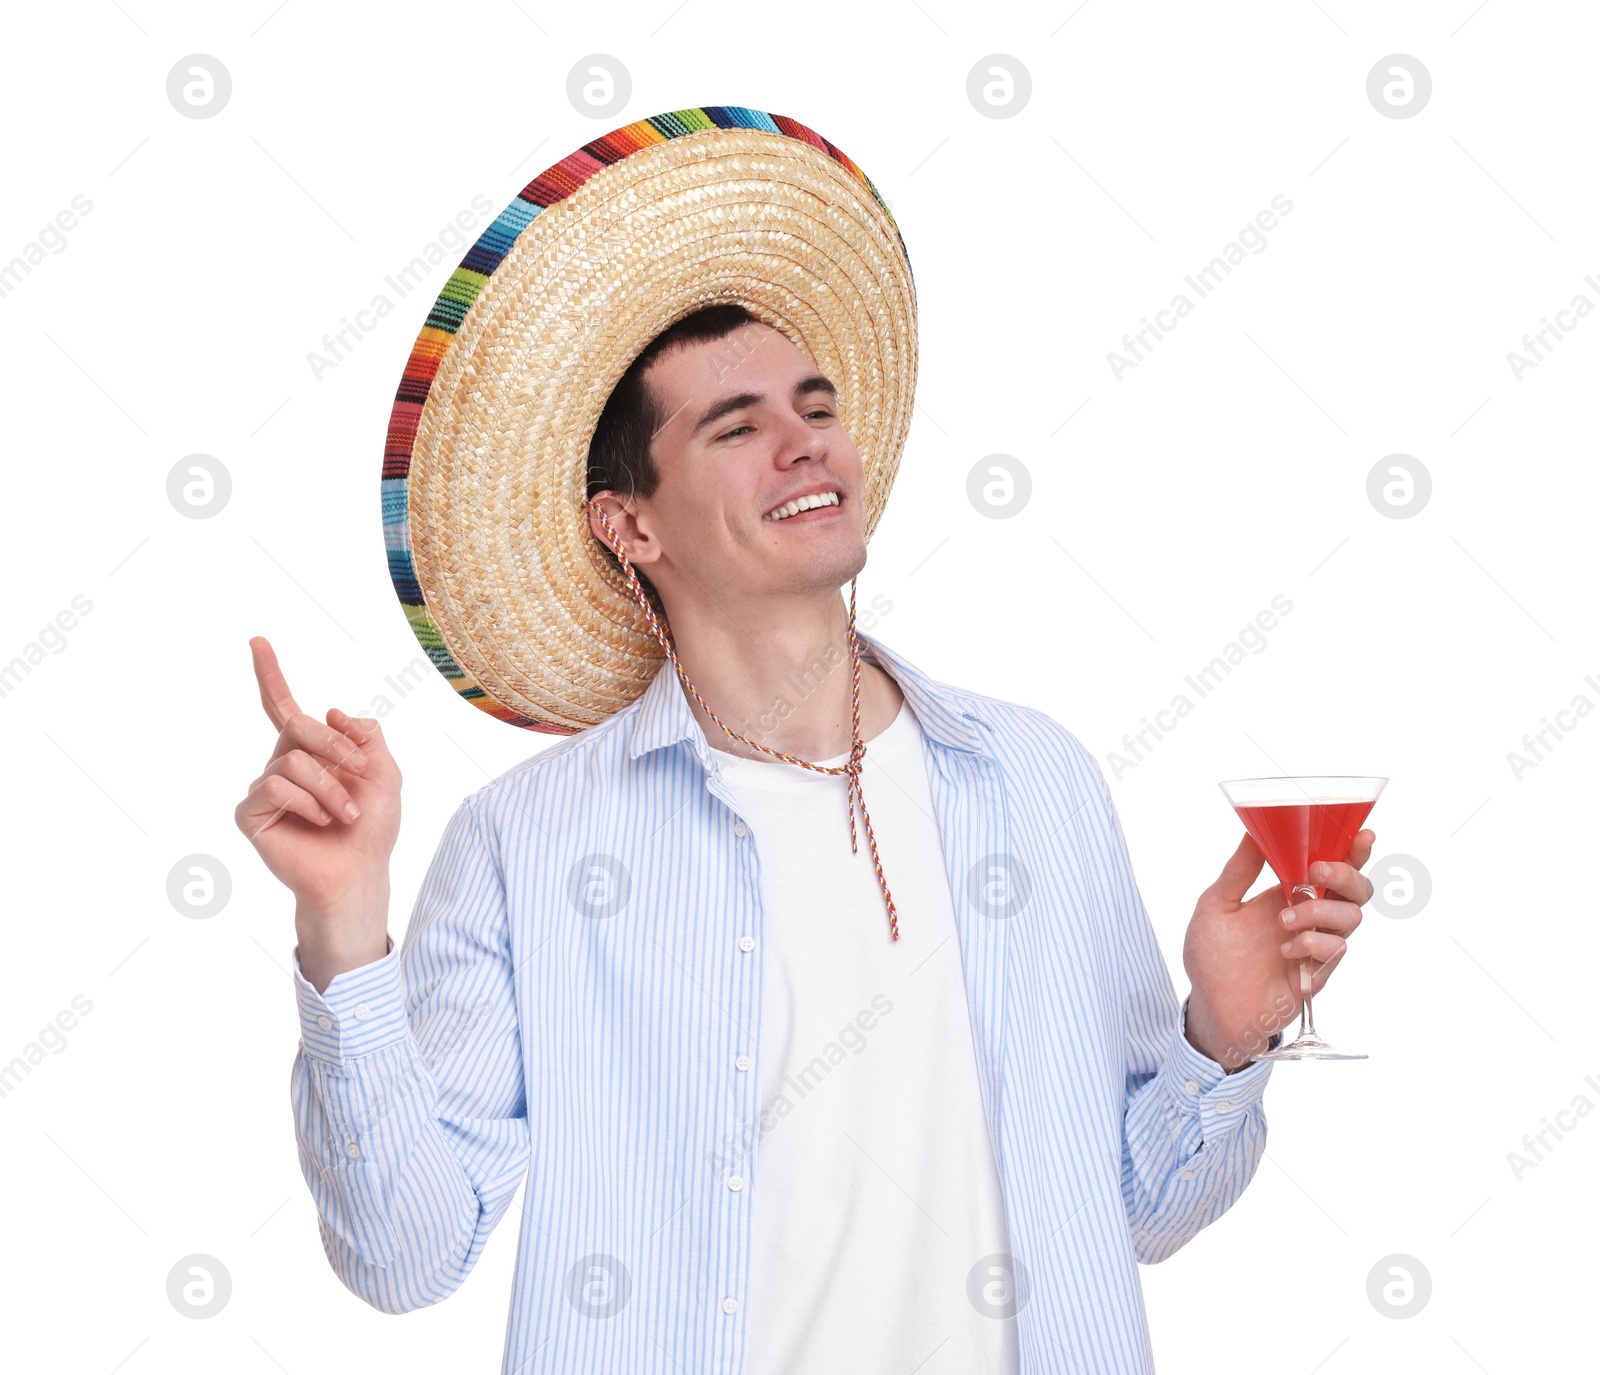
[1218,776,1387,1062]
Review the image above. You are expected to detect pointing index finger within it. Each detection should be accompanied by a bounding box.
[250,636,302,732]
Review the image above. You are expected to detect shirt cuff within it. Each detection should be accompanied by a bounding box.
[1161,996,1274,1132]
[292,934,409,1064]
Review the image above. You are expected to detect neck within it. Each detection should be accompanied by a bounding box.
[660,584,904,763]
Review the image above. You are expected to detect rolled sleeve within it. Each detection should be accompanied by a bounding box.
[293,935,410,1064]
[1120,994,1276,1262]
[1156,996,1275,1155]
[287,795,531,1311]
[1079,753,1278,1263]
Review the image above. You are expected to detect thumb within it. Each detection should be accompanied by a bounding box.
[1205,831,1266,905]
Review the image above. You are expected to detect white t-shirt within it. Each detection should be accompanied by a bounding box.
[714,698,1019,1375]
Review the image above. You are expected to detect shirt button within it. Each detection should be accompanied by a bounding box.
[345,1141,360,1159]
[1184,1079,1200,1096]
[1179,1168,1196,1180]
[735,1055,752,1072]
[353,1003,370,1021]
[1216,1099,1232,1112]
[727,1175,744,1191]
[722,1297,739,1314]
[733,821,749,838]
[738,935,755,952]
[316,1014,334,1031]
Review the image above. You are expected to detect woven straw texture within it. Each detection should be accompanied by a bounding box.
[383,106,917,733]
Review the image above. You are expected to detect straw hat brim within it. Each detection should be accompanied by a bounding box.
[382,107,918,733]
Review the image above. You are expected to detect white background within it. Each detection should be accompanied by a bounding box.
[1,2,1593,1371]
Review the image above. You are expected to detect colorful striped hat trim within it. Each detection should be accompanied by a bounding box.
[382,106,915,733]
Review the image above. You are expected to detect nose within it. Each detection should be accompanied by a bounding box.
[774,409,827,469]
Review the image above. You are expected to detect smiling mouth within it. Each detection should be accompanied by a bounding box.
[765,491,841,522]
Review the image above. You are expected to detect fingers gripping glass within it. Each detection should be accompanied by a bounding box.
[1219,776,1387,1062]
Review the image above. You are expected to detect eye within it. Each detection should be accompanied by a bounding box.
[715,406,833,440]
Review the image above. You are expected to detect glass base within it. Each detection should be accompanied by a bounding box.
[1251,1031,1367,1062]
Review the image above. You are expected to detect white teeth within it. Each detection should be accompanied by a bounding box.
[766,491,840,521]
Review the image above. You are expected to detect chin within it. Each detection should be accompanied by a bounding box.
[765,538,866,598]
[817,539,869,593]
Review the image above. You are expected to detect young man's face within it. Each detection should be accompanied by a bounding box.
[614,321,869,608]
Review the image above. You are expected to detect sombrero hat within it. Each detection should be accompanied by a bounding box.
[382,105,918,735]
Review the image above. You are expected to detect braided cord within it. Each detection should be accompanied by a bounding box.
[587,501,902,941]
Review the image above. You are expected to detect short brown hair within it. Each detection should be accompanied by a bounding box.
[584,304,762,603]
[585,302,759,504]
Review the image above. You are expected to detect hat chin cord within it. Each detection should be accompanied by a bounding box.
[585,498,901,940]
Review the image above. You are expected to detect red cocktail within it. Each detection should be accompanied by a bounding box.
[1232,799,1376,902]
[1219,776,1387,1061]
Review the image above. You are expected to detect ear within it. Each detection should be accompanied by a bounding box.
[587,492,661,567]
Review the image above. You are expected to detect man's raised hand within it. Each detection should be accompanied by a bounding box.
[234,636,401,986]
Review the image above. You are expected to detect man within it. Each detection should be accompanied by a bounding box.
[237,108,1376,1374]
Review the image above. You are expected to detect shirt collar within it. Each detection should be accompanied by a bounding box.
[624,630,990,762]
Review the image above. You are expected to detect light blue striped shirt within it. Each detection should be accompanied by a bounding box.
[290,632,1274,1373]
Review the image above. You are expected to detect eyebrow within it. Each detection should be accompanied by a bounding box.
[688,374,838,439]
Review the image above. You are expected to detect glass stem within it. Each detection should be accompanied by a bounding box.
[1292,883,1318,1043]
[1297,957,1316,1041]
